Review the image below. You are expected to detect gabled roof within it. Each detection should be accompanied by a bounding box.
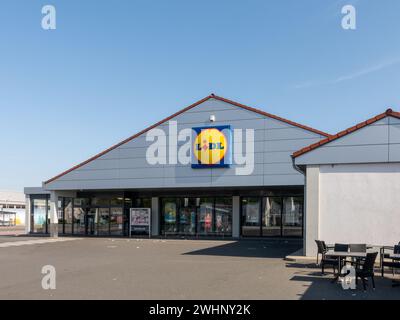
[292,108,400,159]
[44,94,330,185]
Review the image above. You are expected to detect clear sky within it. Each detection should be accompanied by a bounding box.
[1,0,400,191]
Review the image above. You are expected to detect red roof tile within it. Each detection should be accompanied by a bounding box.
[44,94,330,185]
[292,108,400,159]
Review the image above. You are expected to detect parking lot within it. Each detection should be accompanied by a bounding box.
[0,236,399,300]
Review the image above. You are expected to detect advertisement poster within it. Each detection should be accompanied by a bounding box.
[130,208,151,236]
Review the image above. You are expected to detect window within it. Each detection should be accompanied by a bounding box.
[98,208,110,235]
[198,198,214,235]
[64,198,73,234]
[282,197,303,237]
[215,197,232,235]
[262,197,282,237]
[73,206,85,235]
[110,207,123,235]
[31,198,48,233]
[241,196,303,238]
[162,198,177,234]
[241,197,261,236]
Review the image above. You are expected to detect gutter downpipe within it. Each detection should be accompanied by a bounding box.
[292,156,307,256]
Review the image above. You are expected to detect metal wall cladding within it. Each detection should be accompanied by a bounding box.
[46,99,324,190]
[297,117,400,165]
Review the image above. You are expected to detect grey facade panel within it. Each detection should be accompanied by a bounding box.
[295,115,400,166]
[45,98,325,191]
[389,144,400,162]
[296,145,390,165]
[389,124,400,144]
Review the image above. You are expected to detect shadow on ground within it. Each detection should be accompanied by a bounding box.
[286,262,400,300]
[183,239,302,258]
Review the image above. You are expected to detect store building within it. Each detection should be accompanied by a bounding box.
[293,109,400,256]
[0,191,26,226]
[24,94,329,238]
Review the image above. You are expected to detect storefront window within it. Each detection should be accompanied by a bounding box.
[282,197,303,237]
[31,198,48,233]
[87,208,98,235]
[215,197,232,235]
[98,208,110,235]
[64,198,73,234]
[241,196,303,238]
[162,198,177,234]
[198,198,214,235]
[57,198,64,234]
[178,198,197,235]
[110,207,123,235]
[262,197,282,237]
[241,198,261,236]
[73,206,85,235]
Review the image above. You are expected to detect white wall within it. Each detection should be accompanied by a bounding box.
[318,163,400,248]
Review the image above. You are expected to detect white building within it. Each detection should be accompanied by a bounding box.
[293,109,400,256]
[0,190,26,226]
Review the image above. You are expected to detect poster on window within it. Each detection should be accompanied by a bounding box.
[130,208,151,236]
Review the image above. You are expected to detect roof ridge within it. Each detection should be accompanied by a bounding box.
[292,109,400,158]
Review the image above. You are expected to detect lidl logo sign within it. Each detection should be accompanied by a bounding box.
[191,126,232,168]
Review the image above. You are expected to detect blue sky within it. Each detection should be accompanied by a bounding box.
[1,0,400,191]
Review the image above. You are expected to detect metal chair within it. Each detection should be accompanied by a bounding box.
[380,245,400,277]
[356,252,378,291]
[315,240,328,265]
[334,243,349,252]
[349,243,367,267]
[349,244,367,253]
[315,241,341,275]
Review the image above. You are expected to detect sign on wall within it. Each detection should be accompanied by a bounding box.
[130,208,151,236]
[191,125,232,168]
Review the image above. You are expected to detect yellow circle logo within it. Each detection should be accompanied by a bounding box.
[194,128,227,165]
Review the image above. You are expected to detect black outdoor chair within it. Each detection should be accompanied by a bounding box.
[316,241,344,275]
[356,252,378,291]
[381,245,400,277]
[334,243,349,252]
[348,243,367,267]
[349,243,367,253]
[315,240,328,265]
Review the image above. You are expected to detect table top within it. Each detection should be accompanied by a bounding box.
[326,251,371,258]
[390,254,400,259]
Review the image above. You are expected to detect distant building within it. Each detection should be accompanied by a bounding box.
[0,191,26,226]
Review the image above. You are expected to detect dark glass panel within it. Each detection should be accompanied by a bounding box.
[162,198,177,234]
[98,208,110,235]
[215,197,232,235]
[198,198,214,235]
[241,197,261,236]
[282,197,303,237]
[64,198,73,234]
[262,197,282,237]
[110,207,123,235]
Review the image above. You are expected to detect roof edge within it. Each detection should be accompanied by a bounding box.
[44,94,330,185]
[292,108,400,159]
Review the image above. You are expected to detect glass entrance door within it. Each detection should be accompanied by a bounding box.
[86,208,98,236]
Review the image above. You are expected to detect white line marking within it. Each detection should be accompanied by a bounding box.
[0,238,78,248]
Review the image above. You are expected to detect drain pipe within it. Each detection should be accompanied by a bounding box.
[291,155,305,176]
[292,155,307,257]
